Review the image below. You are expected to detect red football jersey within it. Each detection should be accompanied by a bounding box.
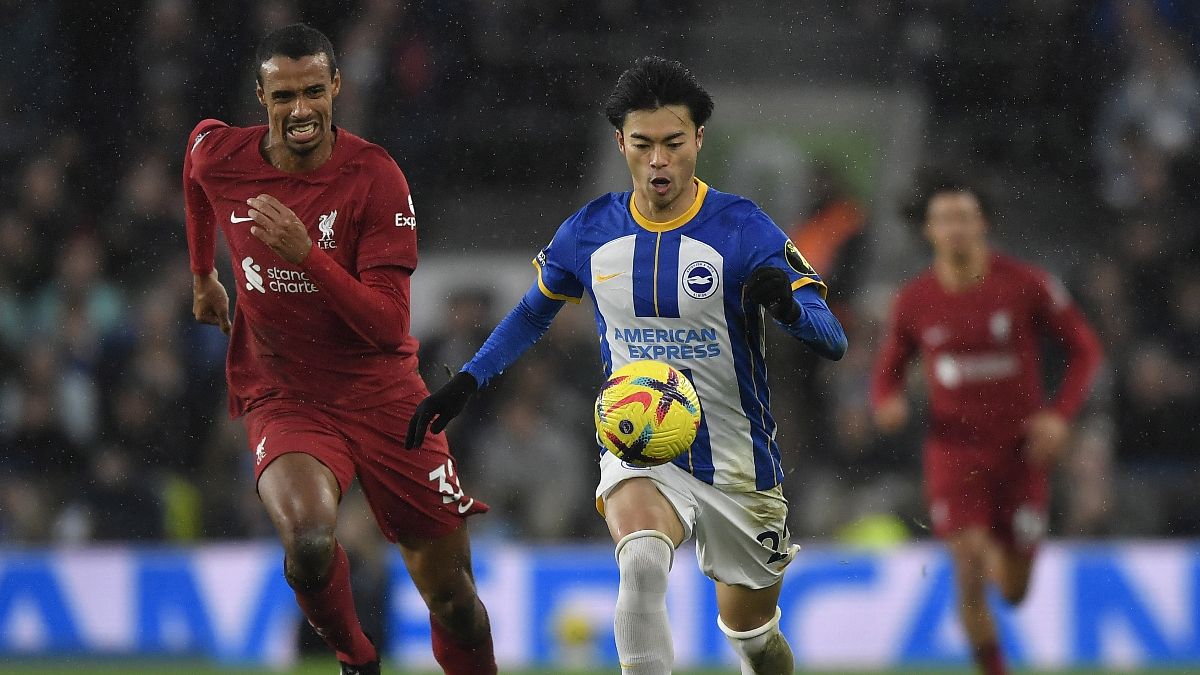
[184,120,423,417]
[871,253,1102,451]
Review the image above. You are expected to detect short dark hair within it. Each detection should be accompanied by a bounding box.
[911,176,993,225]
[603,57,714,130]
[255,23,337,84]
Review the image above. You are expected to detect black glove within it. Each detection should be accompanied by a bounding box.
[745,266,801,323]
[405,371,478,450]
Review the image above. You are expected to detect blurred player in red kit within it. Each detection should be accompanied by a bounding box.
[870,181,1102,675]
[182,24,495,675]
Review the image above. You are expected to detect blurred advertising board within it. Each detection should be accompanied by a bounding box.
[1,541,1198,669]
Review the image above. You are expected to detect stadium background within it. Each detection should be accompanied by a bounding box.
[1,0,1198,672]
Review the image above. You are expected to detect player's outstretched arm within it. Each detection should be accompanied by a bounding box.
[406,371,479,449]
[745,267,847,360]
[404,285,565,449]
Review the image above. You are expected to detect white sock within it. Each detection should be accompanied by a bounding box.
[613,530,674,675]
[719,607,793,675]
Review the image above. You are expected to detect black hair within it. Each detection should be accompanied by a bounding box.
[910,176,993,225]
[255,23,337,84]
[603,57,714,130]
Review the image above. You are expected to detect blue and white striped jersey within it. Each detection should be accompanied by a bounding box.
[535,178,827,491]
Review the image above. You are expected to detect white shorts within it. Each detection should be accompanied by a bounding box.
[596,452,795,589]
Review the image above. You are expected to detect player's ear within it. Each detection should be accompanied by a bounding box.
[256,81,266,108]
[615,129,626,155]
[695,125,704,151]
[331,69,342,98]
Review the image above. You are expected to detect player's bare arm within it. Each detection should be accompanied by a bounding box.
[247,193,313,265]
[192,270,231,335]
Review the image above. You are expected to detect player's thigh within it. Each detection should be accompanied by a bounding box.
[603,477,687,546]
[715,579,783,632]
[596,453,698,546]
[944,527,995,582]
[258,453,341,537]
[694,485,795,593]
[396,524,480,616]
[996,460,1050,554]
[924,443,995,539]
[994,461,1048,603]
[246,404,354,539]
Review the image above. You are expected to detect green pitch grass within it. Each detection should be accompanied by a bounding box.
[0,661,1196,675]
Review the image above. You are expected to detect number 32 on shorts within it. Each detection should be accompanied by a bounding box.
[428,458,476,514]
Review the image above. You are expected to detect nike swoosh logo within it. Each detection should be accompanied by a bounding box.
[190,131,209,153]
[230,212,254,223]
[596,272,623,282]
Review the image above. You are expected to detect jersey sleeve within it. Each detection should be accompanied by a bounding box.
[462,285,565,387]
[1031,270,1104,419]
[870,287,919,409]
[778,285,848,360]
[355,154,418,273]
[531,211,585,303]
[738,208,828,299]
[183,119,229,276]
[300,248,412,351]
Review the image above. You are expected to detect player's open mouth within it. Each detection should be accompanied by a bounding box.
[287,121,320,144]
[650,177,671,196]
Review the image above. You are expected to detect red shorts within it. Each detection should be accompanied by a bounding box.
[244,397,488,542]
[923,440,1048,554]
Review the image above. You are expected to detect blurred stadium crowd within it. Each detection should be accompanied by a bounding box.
[0,0,1196,547]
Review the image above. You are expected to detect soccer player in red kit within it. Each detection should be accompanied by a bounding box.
[183,24,496,675]
[870,181,1102,675]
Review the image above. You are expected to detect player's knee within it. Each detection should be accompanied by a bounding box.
[948,545,991,598]
[615,530,673,592]
[947,533,989,571]
[1000,573,1031,605]
[1001,583,1028,606]
[421,579,479,629]
[952,548,987,574]
[283,526,336,589]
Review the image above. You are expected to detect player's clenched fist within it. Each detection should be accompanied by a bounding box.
[1025,410,1070,466]
[246,194,313,265]
[192,270,231,334]
[745,266,801,323]
[873,394,909,434]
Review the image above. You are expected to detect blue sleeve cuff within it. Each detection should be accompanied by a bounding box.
[778,286,848,360]
[463,283,564,387]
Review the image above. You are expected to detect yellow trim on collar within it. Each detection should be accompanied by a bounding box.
[629,178,709,232]
[532,259,582,304]
[792,277,829,300]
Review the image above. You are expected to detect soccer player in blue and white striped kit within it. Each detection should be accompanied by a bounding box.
[408,57,847,675]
